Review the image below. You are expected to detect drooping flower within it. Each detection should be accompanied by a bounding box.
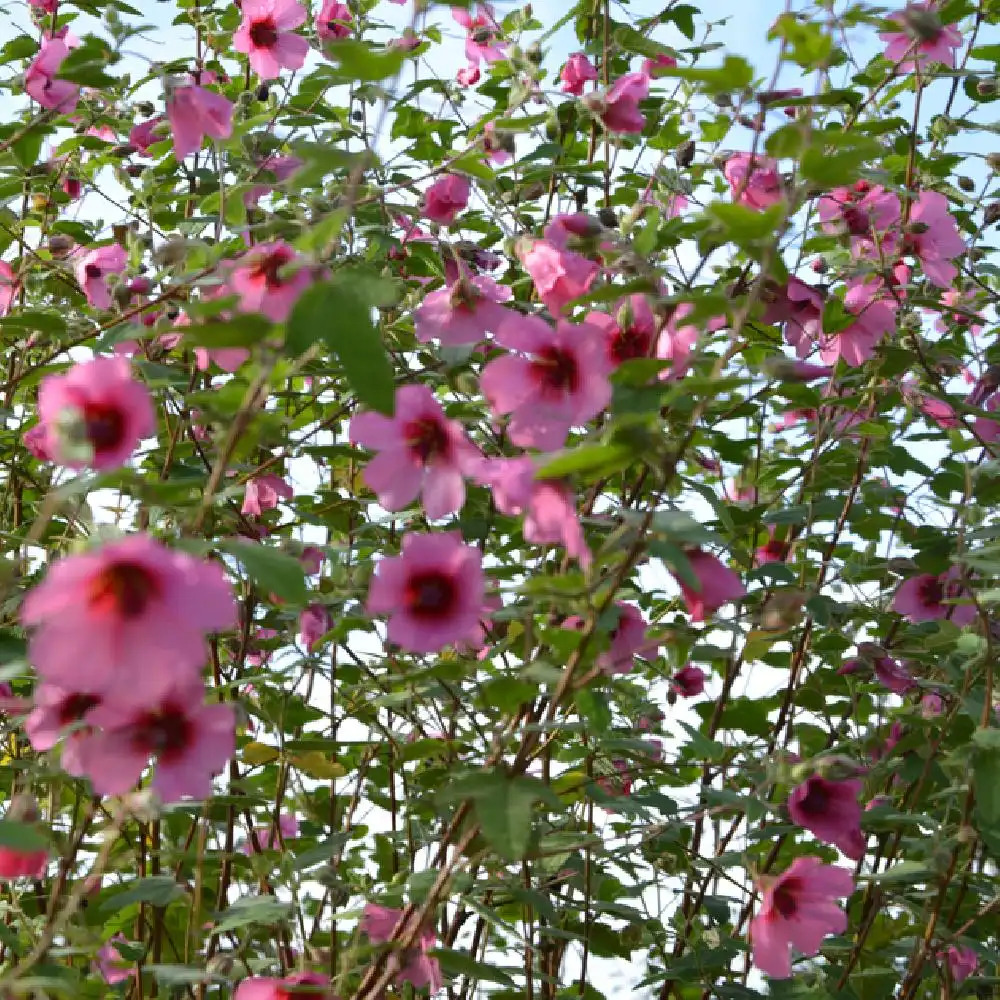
[518,238,599,314]
[587,72,649,133]
[750,857,854,979]
[78,678,235,802]
[762,277,824,358]
[874,655,916,694]
[234,971,331,1000]
[129,116,165,155]
[560,53,598,95]
[818,278,897,368]
[456,63,481,87]
[423,175,470,226]
[880,2,962,72]
[902,190,965,288]
[940,944,979,984]
[299,604,331,652]
[598,602,652,675]
[228,241,311,322]
[892,568,976,626]
[787,776,865,859]
[241,474,294,516]
[22,534,236,706]
[38,356,155,471]
[350,385,482,519]
[414,274,515,346]
[234,0,309,79]
[724,153,784,211]
[479,314,613,451]
[24,36,79,113]
[316,0,352,40]
[366,531,485,654]
[673,548,746,623]
[300,547,324,575]
[75,244,128,310]
[670,665,705,698]
[361,903,444,993]
[96,935,135,985]
[243,813,299,854]
[642,53,678,77]
[166,81,234,160]
[452,5,507,65]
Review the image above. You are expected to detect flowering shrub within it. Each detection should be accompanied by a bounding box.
[0,0,998,996]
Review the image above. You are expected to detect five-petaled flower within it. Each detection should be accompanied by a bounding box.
[234,0,309,80]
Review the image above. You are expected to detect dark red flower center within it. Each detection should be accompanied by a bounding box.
[773,879,799,918]
[58,693,101,727]
[252,249,292,289]
[87,560,159,619]
[610,326,653,364]
[797,778,829,817]
[917,575,944,609]
[133,702,192,763]
[763,538,790,561]
[531,346,579,395]
[84,263,103,280]
[249,17,279,49]
[405,571,457,619]
[404,417,449,463]
[82,402,126,452]
[841,205,872,237]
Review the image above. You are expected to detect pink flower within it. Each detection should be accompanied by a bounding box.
[880,3,962,72]
[0,260,19,317]
[670,665,705,698]
[242,474,294,516]
[475,458,591,567]
[750,857,854,979]
[974,393,1000,443]
[673,549,746,623]
[518,239,599,314]
[456,63,481,86]
[423,175,470,226]
[366,531,485,654]
[24,37,79,113]
[38,356,154,471]
[414,275,514,346]
[453,5,507,65]
[195,347,251,372]
[940,944,978,984]
[818,182,901,257]
[78,677,234,802]
[0,846,47,880]
[361,903,443,993]
[29,0,59,11]
[586,295,657,367]
[600,602,652,675]
[482,122,512,165]
[902,191,965,288]
[756,528,790,565]
[301,547,324,575]
[22,534,236,707]
[560,53,598,95]
[893,568,975,626]
[228,241,311,322]
[243,154,303,207]
[480,314,612,451]
[96,935,135,985]
[350,385,482,519]
[588,72,649,133]
[166,82,234,160]
[234,0,309,79]
[246,626,278,668]
[129,116,165,155]
[75,244,127,310]
[788,776,865,859]
[243,813,299,854]
[316,0,351,40]
[818,278,897,367]
[920,691,945,717]
[22,424,51,461]
[642,53,677,77]
[299,604,331,652]
[656,303,726,379]
[763,278,824,358]
[724,153,784,210]
[234,972,331,1000]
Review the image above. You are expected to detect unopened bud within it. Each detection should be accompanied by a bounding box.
[597,207,617,228]
[985,202,1000,226]
[48,234,74,258]
[110,143,136,158]
[674,139,695,168]
[986,153,1000,172]
[134,101,155,117]
[958,175,975,192]
[977,78,998,97]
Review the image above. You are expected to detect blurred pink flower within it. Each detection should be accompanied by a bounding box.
[414,274,514,346]
[940,944,978,984]
[788,776,865,859]
[893,568,975,626]
[588,72,649,133]
[763,277,823,358]
[880,2,962,72]
[96,935,135,985]
[75,244,127,310]
[518,238,599,314]
[673,549,746,623]
[560,53,598,95]
[642,53,677,77]
[724,153,783,210]
[24,37,79,112]
[316,0,351,40]
[586,295,657,367]
[243,813,299,853]
[453,5,507,65]
[234,971,331,1000]
[166,81,234,160]
[228,241,311,322]
[902,191,964,288]
[670,664,705,697]
[423,175,470,226]
[299,604,331,652]
[818,278,897,367]
[242,474,294,516]
[361,903,443,992]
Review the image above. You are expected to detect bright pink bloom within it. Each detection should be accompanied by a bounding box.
[880,3,962,72]
[242,474,294,516]
[96,935,135,985]
[414,275,514,346]
[22,534,236,706]
[818,181,901,257]
[243,813,299,854]
[316,0,351,40]
[228,241,311,322]
[642,53,677,77]
[129,116,165,155]
[79,678,234,802]
[75,244,127,310]
[818,278,897,367]
[893,568,975,626]
[674,549,746,623]
[195,347,251,372]
[586,295,657,367]
[423,175,470,226]
[166,82,234,160]
[29,0,59,11]
[560,53,598,95]
[475,458,591,567]
[763,278,823,357]
[600,602,651,675]
[452,5,507,65]
[299,604,331,652]
[37,356,154,471]
[750,857,854,979]
[23,423,52,461]
[903,191,964,288]
[234,971,331,1000]
[301,547,324,575]
[518,238,599,314]
[361,903,443,993]
[670,665,705,698]
[788,776,865,859]
[366,531,485,654]
[456,63,481,87]
[940,945,978,984]
[480,314,612,450]
[0,846,47,880]
[350,385,481,519]
[24,37,79,113]
[234,0,309,79]
[724,153,784,210]
[0,260,19,317]
[588,72,649,133]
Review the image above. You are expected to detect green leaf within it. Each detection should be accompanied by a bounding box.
[322,39,407,81]
[536,442,635,480]
[973,746,1000,857]
[55,37,119,88]
[800,131,883,187]
[180,315,273,348]
[286,271,396,415]
[101,876,185,912]
[706,202,785,247]
[0,820,49,853]
[211,895,292,933]
[474,773,549,861]
[651,56,754,94]
[1,310,67,335]
[221,540,308,604]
